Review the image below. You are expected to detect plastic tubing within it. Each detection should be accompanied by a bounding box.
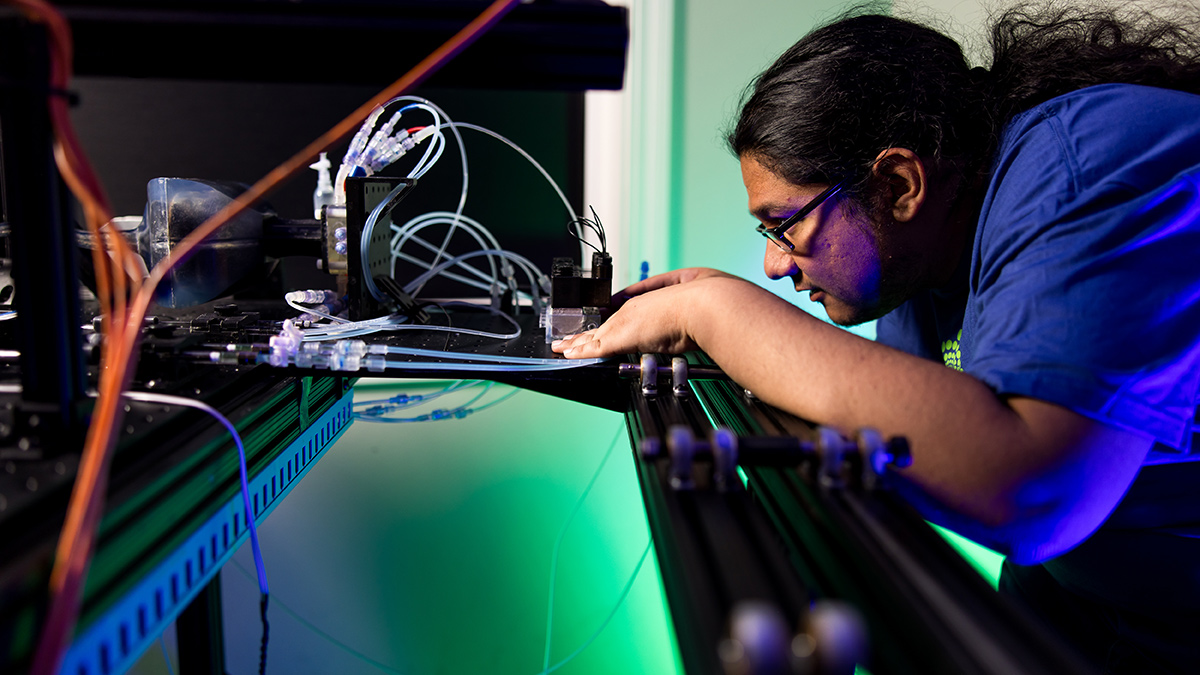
[353,380,479,411]
[447,122,578,222]
[374,97,470,283]
[403,249,546,308]
[358,105,448,302]
[357,387,522,423]
[360,180,412,302]
[409,127,445,179]
[390,250,493,295]
[357,381,494,421]
[380,345,602,366]
[303,321,521,343]
[393,211,503,265]
[404,249,545,297]
[391,212,501,284]
[300,304,522,342]
[390,244,545,309]
[378,359,604,373]
[285,293,347,324]
[390,222,508,301]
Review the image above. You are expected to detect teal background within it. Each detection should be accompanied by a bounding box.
[661,0,882,340]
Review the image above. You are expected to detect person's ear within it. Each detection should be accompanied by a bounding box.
[871,148,927,223]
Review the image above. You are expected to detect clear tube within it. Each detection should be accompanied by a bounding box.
[446,122,578,221]
[391,250,494,294]
[381,344,602,366]
[391,213,502,285]
[376,359,605,373]
[374,97,470,285]
[298,303,522,342]
[403,248,545,297]
[409,128,446,179]
[393,211,503,268]
[390,245,544,310]
[409,120,579,296]
[360,180,412,302]
[285,291,348,324]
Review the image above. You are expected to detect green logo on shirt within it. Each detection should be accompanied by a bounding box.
[942,329,963,372]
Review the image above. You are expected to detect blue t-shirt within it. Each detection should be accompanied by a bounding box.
[878,83,1200,461]
[877,84,1200,669]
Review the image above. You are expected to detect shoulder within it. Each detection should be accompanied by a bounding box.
[978,84,1200,274]
[995,84,1200,193]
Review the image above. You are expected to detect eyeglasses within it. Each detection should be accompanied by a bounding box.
[755,182,844,251]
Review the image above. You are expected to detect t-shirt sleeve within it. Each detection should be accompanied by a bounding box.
[965,97,1200,450]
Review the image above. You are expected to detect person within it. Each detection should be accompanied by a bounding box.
[552,4,1200,673]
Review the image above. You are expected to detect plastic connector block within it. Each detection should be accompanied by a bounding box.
[544,253,613,341]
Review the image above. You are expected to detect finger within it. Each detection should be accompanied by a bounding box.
[619,272,680,298]
[563,336,604,359]
[612,273,682,309]
[551,331,593,354]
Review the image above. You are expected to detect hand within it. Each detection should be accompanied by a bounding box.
[611,267,737,308]
[553,285,695,358]
[553,271,745,359]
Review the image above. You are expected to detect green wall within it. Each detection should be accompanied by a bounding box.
[666,0,884,339]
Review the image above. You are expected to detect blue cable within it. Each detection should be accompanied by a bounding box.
[230,559,403,675]
[123,391,270,674]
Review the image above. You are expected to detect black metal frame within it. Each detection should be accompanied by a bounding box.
[0,16,87,441]
[626,352,1095,675]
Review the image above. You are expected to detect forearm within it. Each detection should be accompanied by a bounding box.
[686,278,1149,559]
[691,279,1022,500]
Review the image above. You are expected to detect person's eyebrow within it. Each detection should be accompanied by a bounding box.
[750,203,795,221]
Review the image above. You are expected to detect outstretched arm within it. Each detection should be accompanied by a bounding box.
[553,274,1151,563]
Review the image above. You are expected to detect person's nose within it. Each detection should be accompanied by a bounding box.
[764,243,800,280]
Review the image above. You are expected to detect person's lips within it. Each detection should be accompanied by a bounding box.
[793,277,822,299]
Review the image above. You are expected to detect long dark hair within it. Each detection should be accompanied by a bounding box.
[728,3,1200,207]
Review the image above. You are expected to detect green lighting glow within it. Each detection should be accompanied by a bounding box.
[207,380,682,675]
[929,523,1005,589]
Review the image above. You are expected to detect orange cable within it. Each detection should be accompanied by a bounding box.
[26,0,522,672]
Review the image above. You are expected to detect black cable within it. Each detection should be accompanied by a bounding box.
[259,593,270,675]
[565,206,608,255]
[566,221,603,253]
[587,205,607,252]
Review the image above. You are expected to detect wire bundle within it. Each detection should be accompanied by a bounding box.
[9,0,525,672]
[324,99,582,317]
